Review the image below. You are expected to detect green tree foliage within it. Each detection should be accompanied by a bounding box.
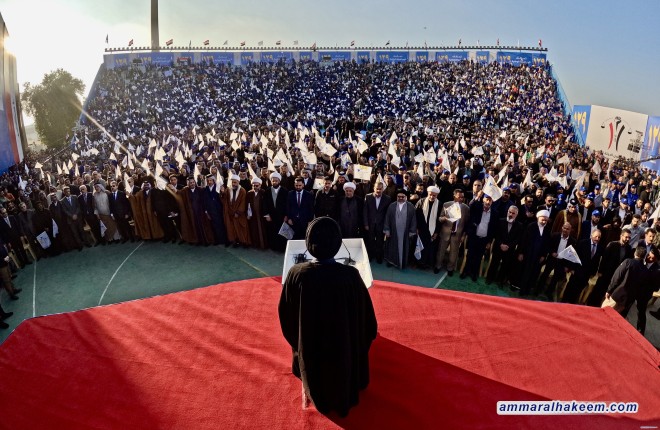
[21,69,85,149]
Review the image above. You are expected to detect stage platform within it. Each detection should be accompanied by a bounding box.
[0,277,658,429]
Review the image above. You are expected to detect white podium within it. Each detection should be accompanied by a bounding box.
[282,239,373,288]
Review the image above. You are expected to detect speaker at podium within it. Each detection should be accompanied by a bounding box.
[282,238,373,288]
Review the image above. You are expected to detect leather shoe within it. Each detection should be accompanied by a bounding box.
[10,295,18,300]
[12,288,22,294]
[650,310,660,320]
[471,275,478,282]
[460,272,467,279]
[447,270,454,277]
[0,321,8,329]
[433,267,440,274]
[1,312,13,320]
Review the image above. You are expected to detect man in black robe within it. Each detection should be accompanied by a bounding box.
[279,217,377,417]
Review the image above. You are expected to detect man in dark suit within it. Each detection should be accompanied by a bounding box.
[435,188,470,276]
[108,180,135,243]
[637,228,657,254]
[585,229,633,307]
[78,184,102,245]
[263,172,289,252]
[60,186,86,250]
[363,182,391,264]
[579,210,603,242]
[561,229,604,304]
[300,169,315,192]
[285,177,315,240]
[0,207,31,267]
[315,176,338,220]
[537,222,576,299]
[515,210,552,296]
[606,246,648,317]
[461,194,498,281]
[486,205,523,286]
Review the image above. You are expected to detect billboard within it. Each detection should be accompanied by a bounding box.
[572,105,591,146]
[151,52,174,66]
[435,51,468,63]
[584,105,648,161]
[0,16,24,170]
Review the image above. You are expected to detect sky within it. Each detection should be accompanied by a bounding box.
[2,0,659,126]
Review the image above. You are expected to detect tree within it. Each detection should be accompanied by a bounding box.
[21,69,85,149]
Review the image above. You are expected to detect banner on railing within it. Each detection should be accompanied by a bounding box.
[476,51,490,64]
[572,105,591,146]
[415,51,429,62]
[376,51,409,63]
[642,116,660,171]
[201,52,235,64]
[240,52,254,65]
[318,51,351,62]
[299,51,313,61]
[259,51,293,63]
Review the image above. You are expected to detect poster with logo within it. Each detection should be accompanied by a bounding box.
[642,116,660,171]
[584,105,648,161]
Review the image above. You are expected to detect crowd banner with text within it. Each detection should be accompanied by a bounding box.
[415,51,429,62]
[642,116,660,171]
[497,51,534,66]
[572,105,591,147]
[299,51,313,61]
[357,51,370,63]
[584,105,648,161]
[200,52,235,64]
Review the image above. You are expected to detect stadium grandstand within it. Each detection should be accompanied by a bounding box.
[0,13,659,429]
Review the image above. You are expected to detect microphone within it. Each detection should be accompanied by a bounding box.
[342,240,355,265]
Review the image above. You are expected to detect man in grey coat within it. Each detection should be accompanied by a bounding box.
[383,189,417,269]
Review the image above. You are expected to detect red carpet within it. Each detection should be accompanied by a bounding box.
[0,278,658,429]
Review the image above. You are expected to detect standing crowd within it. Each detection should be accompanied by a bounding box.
[0,59,658,336]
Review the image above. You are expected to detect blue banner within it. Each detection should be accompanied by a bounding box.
[475,51,489,64]
[137,53,153,64]
[240,52,254,65]
[200,52,235,64]
[435,52,450,63]
[151,53,174,66]
[642,116,660,171]
[176,53,194,65]
[299,51,313,61]
[497,51,533,66]
[572,105,591,147]
[436,51,468,63]
[357,51,370,63]
[318,51,351,62]
[375,51,409,63]
[531,52,547,66]
[259,51,293,63]
[112,54,130,68]
[415,51,428,62]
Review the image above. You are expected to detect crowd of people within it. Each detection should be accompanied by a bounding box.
[0,59,658,336]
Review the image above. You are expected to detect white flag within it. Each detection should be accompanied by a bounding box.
[592,160,602,175]
[557,245,582,265]
[483,175,503,201]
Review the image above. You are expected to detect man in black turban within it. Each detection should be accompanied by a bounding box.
[278,217,377,417]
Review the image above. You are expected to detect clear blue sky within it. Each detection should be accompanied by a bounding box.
[2,0,659,123]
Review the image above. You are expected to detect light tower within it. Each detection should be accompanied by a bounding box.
[151,0,159,50]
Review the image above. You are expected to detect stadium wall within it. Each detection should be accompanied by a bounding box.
[0,14,25,172]
[102,48,547,69]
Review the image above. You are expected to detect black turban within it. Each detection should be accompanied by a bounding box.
[306,216,342,260]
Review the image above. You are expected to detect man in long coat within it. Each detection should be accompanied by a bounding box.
[178,177,215,245]
[246,177,268,249]
[383,189,417,269]
[414,185,441,269]
[223,174,250,247]
[129,180,164,241]
[263,172,288,252]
